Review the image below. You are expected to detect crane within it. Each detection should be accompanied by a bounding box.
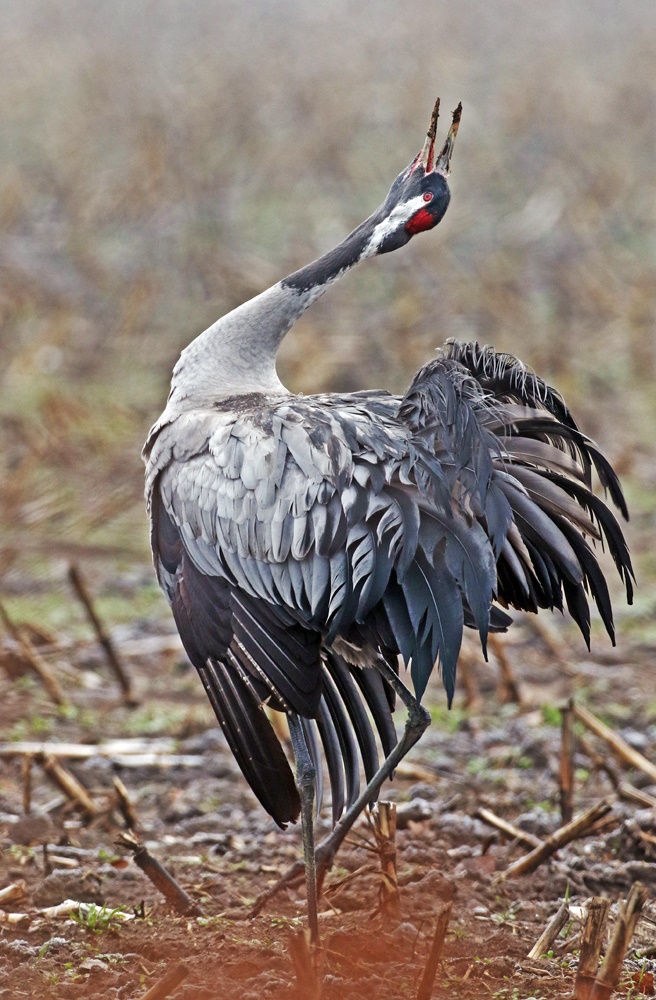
[143,99,633,942]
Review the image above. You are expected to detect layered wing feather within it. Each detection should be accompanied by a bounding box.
[144,342,632,827]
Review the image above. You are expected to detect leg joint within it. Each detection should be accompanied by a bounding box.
[296,756,316,791]
[287,711,317,791]
[405,701,431,735]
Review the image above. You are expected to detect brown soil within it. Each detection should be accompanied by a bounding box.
[1,614,655,1000]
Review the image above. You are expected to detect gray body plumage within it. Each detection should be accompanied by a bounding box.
[145,338,633,827]
[144,109,632,829]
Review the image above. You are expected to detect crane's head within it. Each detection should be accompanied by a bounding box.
[367,98,461,256]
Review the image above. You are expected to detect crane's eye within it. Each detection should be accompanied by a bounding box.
[423,192,433,202]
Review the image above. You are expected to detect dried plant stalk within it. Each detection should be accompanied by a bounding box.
[117,831,203,916]
[416,902,452,1000]
[560,699,575,823]
[616,782,656,808]
[589,884,647,1000]
[0,881,27,906]
[578,734,656,807]
[68,563,136,705]
[113,775,138,829]
[22,753,32,815]
[372,801,401,922]
[489,634,522,704]
[574,704,656,784]
[457,650,481,710]
[527,900,570,960]
[476,807,543,849]
[393,761,438,783]
[139,963,189,1000]
[0,599,66,706]
[35,752,100,817]
[500,798,613,880]
[574,897,611,1000]
[0,911,30,928]
[525,616,572,663]
[0,739,204,769]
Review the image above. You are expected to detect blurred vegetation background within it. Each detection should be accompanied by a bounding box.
[1,0,654,638]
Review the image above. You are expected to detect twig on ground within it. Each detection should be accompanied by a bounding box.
[573,704,656,784]
[67,563,137,705]
[0,881,27,906]
[589,883,647,1000]
[475,807,543,849]
[323,864,377,898]
[527,900,570,960]
[288,929,323,999]
[113,775,138,829]
[616,782,656,809]
[0,911,30,928]
[0,645,29,681]
[457,650,481,710]
[574,897,611,1000]
[0,740,205,769]
[394,761,440,783]
[22,753,32,815]
[138,963,189,1000]
[560,699,575,824]
[39,899,135,922]
[499,798,614,880]
[35,752,100,818]
[578,734,656,808]
[40,899,93,919]
[117,831,204,916]
[489,634,522,704]
[0,599,66,706]
[525,616,572,664]
[416,902,452,1000]
[371,801,401,922]
[47,855,80,869]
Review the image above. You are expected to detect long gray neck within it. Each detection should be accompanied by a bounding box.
[166,209,388,412]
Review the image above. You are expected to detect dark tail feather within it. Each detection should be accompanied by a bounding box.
[552,514,617,644]
[539,471,634,601]
[563,579,592,648]
[198,658,300,828]
[320,665,361,810]
[315,698,346,825]
[351,665,398,759]
[230,592,323,717]
[325,652,380,784]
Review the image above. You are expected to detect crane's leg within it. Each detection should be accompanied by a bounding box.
[287,711,319,944]
[249,660,430,918]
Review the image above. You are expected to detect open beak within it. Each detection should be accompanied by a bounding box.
[417,96,441,172]
[413,98,462,176]
[435,103,462,175]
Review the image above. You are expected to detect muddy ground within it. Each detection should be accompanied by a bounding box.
[1,605,656,1000]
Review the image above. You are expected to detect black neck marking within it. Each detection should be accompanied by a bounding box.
[281,211,383,294]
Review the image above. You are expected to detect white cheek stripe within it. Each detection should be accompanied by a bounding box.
[361,195,427,258]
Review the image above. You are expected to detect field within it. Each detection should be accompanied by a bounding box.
[1,1,656,997]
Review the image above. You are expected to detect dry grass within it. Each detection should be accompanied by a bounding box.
[1,0,655,618]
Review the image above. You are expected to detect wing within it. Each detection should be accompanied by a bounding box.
[145,345,632,826]
[430,341,634,641]
[148,392,496,703]
[149,483,399,829]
